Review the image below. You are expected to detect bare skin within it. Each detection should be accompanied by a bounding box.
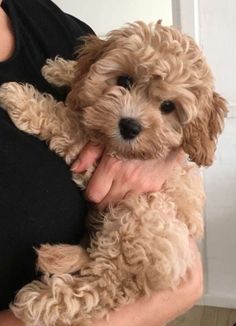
[0,2,15,61]
[0,4,203,325]
[71,144,186,209]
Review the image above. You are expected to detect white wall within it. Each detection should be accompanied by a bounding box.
[199,0,236,309]
[203,118,236,308]
[198,0,236,106]
[53,0,172,35]
[177,0,236,309]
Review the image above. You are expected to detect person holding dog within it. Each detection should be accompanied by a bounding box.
[0,0,203,325]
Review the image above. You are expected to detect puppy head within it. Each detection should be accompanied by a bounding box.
[68,22,227,164]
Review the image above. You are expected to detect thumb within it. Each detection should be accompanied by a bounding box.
[71,142,104,173]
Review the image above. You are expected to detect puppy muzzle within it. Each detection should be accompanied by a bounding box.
[119,117,142,140]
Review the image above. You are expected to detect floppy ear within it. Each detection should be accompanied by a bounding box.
[66,35,107,110]
[74,35,107,77]
[182,92,228,166]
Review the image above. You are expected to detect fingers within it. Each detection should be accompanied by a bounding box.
[85,154,179,208]
[85,155,121,204]
[71,142,104,173]
[98,180,130,210]
[76,146,186,208]
[85,156,140,208]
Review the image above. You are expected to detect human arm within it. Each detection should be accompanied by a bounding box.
[0,238,202,326]
[0,310,24,326]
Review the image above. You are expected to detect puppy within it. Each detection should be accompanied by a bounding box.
[0,21,227,326]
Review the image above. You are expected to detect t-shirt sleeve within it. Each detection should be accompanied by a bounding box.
[65,13,95,37]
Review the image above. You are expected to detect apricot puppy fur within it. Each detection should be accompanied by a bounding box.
[0,21,227,326]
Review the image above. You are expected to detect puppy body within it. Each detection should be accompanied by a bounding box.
[0,21,227,326]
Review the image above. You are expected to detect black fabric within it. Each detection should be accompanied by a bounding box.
[0,0,94,310]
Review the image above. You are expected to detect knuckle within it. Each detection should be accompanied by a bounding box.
[87,143,103,157]
[86,189,102,204]
[122,171,132,184]
[122,167,139,185]
[108,158,121,173]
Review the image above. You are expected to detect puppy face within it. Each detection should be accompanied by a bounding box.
[68,22,227,165]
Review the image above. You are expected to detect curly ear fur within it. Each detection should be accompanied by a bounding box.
[183,92,228,166]
[67,35,107,110]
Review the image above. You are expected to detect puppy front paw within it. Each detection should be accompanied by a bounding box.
[42,56,77,87]
[0,82,24,111]
[0,82,44,135]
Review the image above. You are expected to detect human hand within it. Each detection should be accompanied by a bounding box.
[71,142,185,209]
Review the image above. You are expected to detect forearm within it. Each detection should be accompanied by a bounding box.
[0,310,24,326]
[92,292,173,326]
[92,288,198,326]
[0,298,167,326]
[1,284,199,326]
[0,296,169,326]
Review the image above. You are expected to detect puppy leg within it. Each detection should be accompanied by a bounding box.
[111,193,192,292]
[36,244,90,275]
[167,164,205,240]
[11,194,192,326]
[41,56,77,87]
[0,82,86,164]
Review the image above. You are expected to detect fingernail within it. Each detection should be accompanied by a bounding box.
[71,160,80,171]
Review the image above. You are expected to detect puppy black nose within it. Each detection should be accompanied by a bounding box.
[119,118,142,140]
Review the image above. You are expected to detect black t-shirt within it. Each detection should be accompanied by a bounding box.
[0,0,93,310]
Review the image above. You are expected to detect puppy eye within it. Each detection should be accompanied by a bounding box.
[160,100,176,114]
[117,75,134,90]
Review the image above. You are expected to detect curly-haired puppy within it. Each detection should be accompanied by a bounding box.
[0,21,227,326]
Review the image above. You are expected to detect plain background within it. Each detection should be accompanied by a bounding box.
[54,0,173,35]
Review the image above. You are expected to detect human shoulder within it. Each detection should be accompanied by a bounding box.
[3,0,94,39]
